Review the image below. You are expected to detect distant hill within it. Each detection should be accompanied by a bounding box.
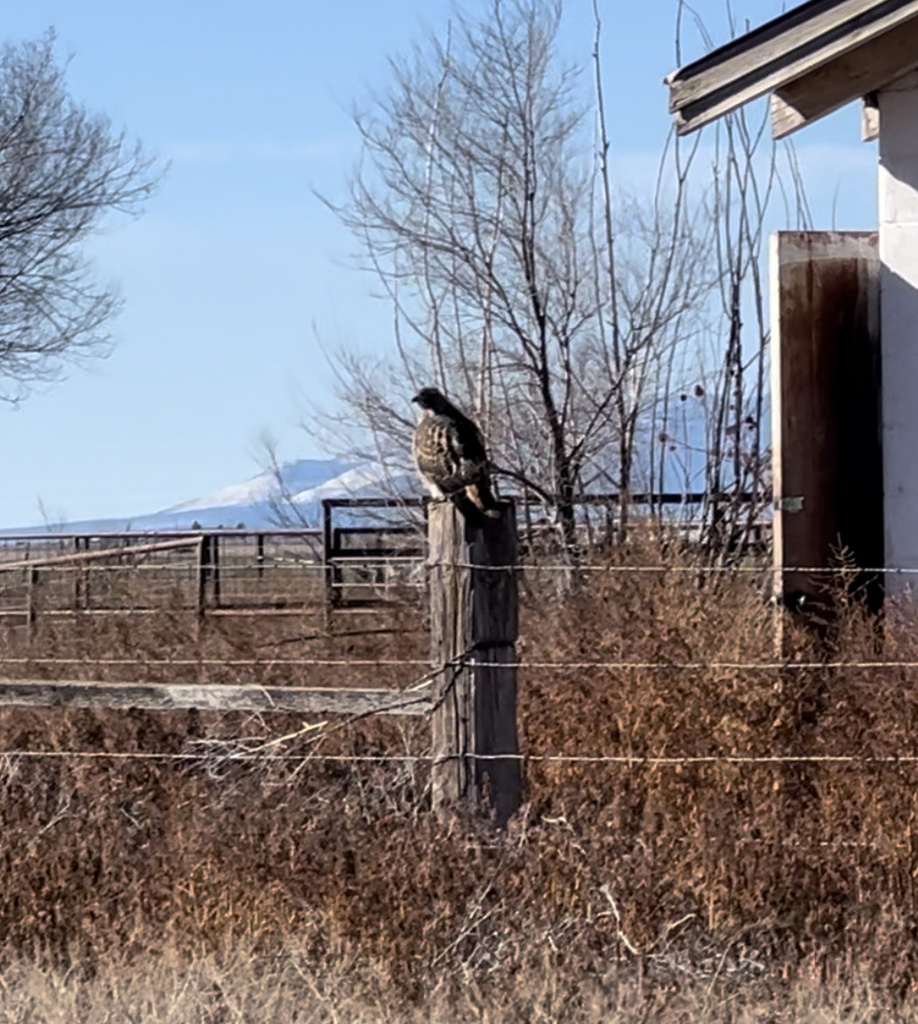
[1,458,419,534]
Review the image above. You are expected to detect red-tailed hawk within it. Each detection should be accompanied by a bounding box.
[412,387,500,518]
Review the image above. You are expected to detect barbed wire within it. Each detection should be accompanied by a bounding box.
[469,659,918,671]
[428,561,918,575]
[467,836,916,852]
[2,656,918,671]
[0,562,371,573]
[5,557,918,575]
[1,749,918,765]
[0,659,430,667]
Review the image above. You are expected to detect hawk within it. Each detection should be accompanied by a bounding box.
[411,386,500,518]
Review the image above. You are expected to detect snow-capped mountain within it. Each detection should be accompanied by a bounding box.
[3,458,419,534]
[165,458,355,514]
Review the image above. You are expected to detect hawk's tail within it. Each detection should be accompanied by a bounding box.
[465,480,501,518]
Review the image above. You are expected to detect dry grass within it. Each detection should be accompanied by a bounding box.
[0,950,912,1023]
[0,545,917,1018]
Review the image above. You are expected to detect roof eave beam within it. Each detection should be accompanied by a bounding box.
[668,0,918,136]
[770,16,918,138]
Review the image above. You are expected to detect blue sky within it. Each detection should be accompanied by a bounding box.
[0,0,878,527]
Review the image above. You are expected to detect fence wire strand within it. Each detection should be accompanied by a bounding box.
[8,557,918,575]
[1,750,918,766]
[3,657,918,671]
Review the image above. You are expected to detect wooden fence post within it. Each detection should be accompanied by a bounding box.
[196,533,221,611]
[72,536,90,611]
[428,500,521,825]
[26,568,38,647]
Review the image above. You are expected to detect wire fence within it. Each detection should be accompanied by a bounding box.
[5,531,918,779]
[2,656,918,671]
[0,536,428,621]
[5,520,918,946]
[0,750,918,766]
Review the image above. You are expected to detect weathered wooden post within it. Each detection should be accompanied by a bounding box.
[25,567,39,647]
[770,231,882,650]
[428,500,521,825]
[72,536,91,611]
[196,533,221,612]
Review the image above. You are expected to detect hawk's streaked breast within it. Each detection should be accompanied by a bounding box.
[411,387,500,517]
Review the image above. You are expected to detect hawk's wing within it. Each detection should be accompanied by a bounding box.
[443,413,488,471]
[413,412,488,495]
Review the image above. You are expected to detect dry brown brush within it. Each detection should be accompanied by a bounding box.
[0,551,918,1015]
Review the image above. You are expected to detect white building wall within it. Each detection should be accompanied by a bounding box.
[879,72,918,589]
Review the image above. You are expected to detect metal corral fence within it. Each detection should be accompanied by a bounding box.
[0,529,432,631]
[0,530,317,627]
[0,493,770,631]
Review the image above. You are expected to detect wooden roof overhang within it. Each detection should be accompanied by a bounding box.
[666,0,918,138]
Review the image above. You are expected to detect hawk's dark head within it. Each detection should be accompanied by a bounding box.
[412,387,450,413]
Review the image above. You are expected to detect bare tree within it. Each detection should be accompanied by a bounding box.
[659,2,811,565]
[313,0,715,555]
[591,0,715,541]
[281,0,806,564]
[0,31,162,401]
